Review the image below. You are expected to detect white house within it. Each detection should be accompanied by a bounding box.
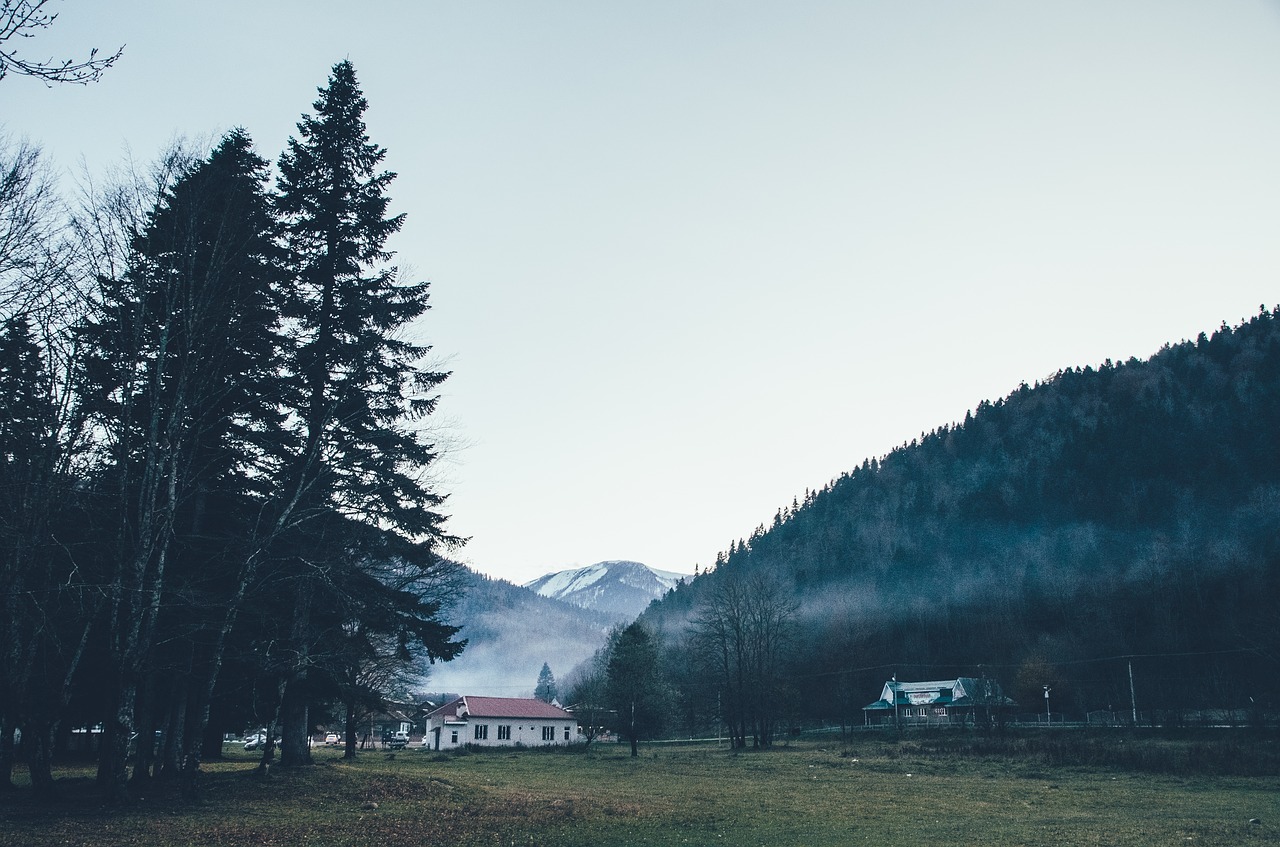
[424,696,580,750]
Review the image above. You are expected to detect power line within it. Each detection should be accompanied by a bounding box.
[792,648,1258,680]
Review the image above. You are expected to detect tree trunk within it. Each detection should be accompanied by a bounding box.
[255,677,286,778]
[130,676,157,785]
[183,550,263,786]
[26,719,57,801]
[0,714,14,790]
[279,575,312,769]
[343,699,358,760]
[280,686,311,767]
[101,683,135,803]
[158,690,186,782]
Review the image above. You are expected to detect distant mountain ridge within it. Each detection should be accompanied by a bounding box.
[426,568,616,696]
[524,560,689,619]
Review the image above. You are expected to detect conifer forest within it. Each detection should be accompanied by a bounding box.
[1,61,465,801]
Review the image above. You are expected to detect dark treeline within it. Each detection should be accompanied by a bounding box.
[0,62,463,801]
[643,308,1280,737]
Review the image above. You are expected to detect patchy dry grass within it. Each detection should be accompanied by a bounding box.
[2,734,1278,846]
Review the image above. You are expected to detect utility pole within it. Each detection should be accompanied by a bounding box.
[1128,661,1138,725]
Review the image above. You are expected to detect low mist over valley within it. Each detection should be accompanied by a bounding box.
[422,569,617,696]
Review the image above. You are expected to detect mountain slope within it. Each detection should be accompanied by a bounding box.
[524,560,688,619]
[427,568,616,696]
[643,307,1280,722]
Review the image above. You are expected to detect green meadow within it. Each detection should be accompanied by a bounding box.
[2,733,1278,847]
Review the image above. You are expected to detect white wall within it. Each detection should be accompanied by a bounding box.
[432,718,579,748]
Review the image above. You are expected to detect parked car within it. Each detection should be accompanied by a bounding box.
[324,732,340,746]
[243,733,267,751]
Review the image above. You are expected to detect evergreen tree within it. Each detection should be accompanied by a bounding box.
[605,622,665,757]
[271,60,461,766]
[534,662,557,703]
[75,130,290,798]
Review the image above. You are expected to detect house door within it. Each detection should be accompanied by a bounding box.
[431,727,441,751]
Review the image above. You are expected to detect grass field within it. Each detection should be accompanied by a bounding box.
[2,732,1278,847]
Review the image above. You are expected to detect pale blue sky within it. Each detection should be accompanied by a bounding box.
[6,1,1280,584]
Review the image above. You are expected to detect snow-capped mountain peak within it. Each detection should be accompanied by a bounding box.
[523,560,688,620]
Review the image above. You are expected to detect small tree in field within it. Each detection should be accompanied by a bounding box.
[605,622,666,757]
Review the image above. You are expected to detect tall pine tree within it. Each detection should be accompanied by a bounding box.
[271,60,461,766]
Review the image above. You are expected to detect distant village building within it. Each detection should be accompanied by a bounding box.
[363,703,416,748]
[424,696,580,749]
[862,678,1016,726]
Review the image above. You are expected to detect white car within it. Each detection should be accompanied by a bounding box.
[324,732,340,746]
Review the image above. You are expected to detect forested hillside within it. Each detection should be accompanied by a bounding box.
[644,308,1280,730]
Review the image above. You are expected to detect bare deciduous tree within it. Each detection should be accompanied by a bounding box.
[0,135,71,320]
[691,565,797,748]
[561,636,616,748]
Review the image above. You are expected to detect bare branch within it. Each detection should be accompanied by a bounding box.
[0,134,71,320]
[0,0,123,86]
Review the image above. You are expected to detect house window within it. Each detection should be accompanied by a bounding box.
[564,727,571,741]
[497,725,511,740]
[541,726,554,742]
[450,731,458,744]
[474,724,488,740]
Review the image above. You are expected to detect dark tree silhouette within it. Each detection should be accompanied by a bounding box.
[270,59,460,767]
[605,622,666,757]
[75,130,290,800]
[690,567,796,748]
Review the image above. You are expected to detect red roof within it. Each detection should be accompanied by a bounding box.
[427,696,575,721]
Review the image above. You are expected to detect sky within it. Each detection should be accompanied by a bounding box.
[6,1,1280,586]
